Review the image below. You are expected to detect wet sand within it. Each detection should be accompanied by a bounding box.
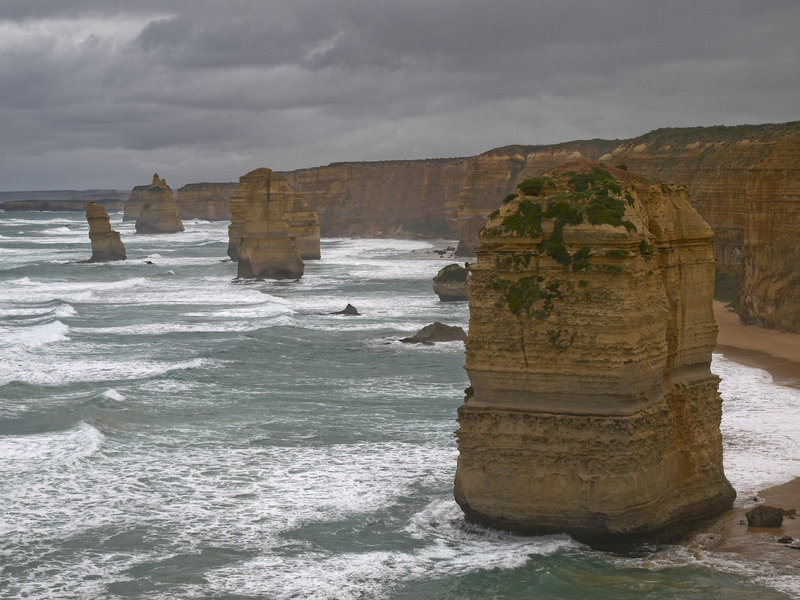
[690,303,800,582]
[714,301,800,387]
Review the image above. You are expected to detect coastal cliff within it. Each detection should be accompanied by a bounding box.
[228,168,305,279]
[176,182,237,221]
[454,160,735,545]
[133,174,184,234]
[282,158,469,238]
[85,202,125,262]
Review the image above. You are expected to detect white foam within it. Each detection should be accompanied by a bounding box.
[101,389,125,402]
[713,354,800,496]
[1,422,105,474]
[0,320,69,349]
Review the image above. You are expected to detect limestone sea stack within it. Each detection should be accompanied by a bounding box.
[228,170,320,262]
[133,174,184,234]
[432,263,470,301]
[228,168,304,280]
[454,159,735,546]
[85,202,126,261]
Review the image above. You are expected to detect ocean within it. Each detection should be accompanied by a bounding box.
[0,212,797,599]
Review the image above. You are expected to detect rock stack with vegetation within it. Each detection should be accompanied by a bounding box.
[454,159,735,546]
[432,263,470,301]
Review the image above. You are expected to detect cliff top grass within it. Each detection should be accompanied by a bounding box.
[433,263,469,283]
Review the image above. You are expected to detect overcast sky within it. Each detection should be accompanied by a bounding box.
[1,0,798,191]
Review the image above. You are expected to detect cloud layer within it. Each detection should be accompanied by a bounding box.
[1,0,799,190]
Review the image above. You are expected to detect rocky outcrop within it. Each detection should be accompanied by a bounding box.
[282,158,469,238]
[127,174,184,234]
[176,182,237,221]
[228,169,320,262]
[745,505,796,528]
[400,322,466,344]
[228,168,304,280]
[432,263,470,301]
[454,159,735,546]
[85,202,126,262]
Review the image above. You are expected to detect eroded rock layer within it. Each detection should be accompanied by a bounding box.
[228,170,320,262]
[228,168,304,280]
[454,159,735,545]
[176,182,237,221]
[86,202,126,262]
[132,174,184,234]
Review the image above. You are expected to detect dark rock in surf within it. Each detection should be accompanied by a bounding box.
[331,303,360,316]
[400,322,466,344]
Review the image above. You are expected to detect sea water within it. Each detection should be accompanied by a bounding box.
[0,212,797,599]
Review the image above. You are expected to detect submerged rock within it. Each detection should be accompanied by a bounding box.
[228,168,304,280]
[331,304,360,315]
[432,263,470,301]
[400,322,466,344]
[86,202,126,262]
[132,174,184,234]
[454,159,735,546]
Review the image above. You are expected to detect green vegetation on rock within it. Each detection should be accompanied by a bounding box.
[433,263,469,283]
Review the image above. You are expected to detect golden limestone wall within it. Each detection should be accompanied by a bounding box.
[283,158,469,238]
[86,202,125,262]
[454,159,734,545]
[176,183,237,221]
[228,168,304,280]
[228,170,320,262]
[131,174,184,234]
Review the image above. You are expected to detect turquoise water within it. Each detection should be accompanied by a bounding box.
[0,212,797,599]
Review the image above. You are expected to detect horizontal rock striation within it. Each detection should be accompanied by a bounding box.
[282,158,469,238]
[133,174,184,234]
[86,202,126,262]
[228,170,320,262]
[454,159,735,545]
[176,182,237,221]
[228,168,304,280]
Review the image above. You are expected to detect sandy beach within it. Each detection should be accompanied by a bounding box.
[692,302,800,582]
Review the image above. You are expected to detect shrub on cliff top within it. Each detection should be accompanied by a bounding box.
[433,263,469,283]
[517,176,554,197]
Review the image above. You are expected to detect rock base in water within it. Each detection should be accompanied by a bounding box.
[454,160,735,546]
[86,202,126,262]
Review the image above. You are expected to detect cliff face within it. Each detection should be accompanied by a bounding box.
[176,183,237,221]
[228,170,320,262]
[603,123,800,331]
[282,158,469,238]
[228,168,305,280]
[454,160,734,545]
[133,174,184,234]
[86,202,126,262]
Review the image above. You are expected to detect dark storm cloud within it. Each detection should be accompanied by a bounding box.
[1,0,798,189]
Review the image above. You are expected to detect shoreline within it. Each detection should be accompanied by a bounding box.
[691,303,800,590]
[713,300,800,387]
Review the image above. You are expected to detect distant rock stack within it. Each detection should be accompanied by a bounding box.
[432,263,470,301]
[228,168,305,279]
[176,182,237,221]
[454,159,735,546]
[86,202,126,262]
[133,174,184,234]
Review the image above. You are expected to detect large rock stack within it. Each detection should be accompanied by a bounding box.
[454,159,735,546]
[133,174,184,234]
[228,168,305,279]
[228,169,319,264]
[85,202,126,262]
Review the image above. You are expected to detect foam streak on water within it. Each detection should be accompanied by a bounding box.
[0,212,796,599]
